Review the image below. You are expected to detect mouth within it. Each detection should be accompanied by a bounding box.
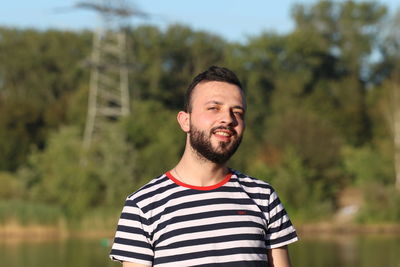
[212,127,236,140]
[214,130,232,137]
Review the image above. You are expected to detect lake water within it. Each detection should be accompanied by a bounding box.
[1,233,399,267]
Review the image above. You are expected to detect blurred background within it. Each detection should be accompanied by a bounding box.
[0,0,400,266]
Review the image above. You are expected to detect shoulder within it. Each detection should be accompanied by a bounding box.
[125,173,173,205]
[230,169,276,195]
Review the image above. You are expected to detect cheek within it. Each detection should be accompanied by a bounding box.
[236,120,245,134]
[192,114,215,128]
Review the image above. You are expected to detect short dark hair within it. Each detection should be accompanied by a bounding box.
[184,66,244,112]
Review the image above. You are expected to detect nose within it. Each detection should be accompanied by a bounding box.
[220,109,238,127]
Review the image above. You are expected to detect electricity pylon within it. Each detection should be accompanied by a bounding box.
[80,0,144,148]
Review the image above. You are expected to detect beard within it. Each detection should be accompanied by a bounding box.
[189,123,242,164]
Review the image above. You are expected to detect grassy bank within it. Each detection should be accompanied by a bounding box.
[2,192,400,240]
[2,219,400,241]
[0,200,119,239]
[0,200,64,226]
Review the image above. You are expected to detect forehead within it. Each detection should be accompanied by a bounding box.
[191,81,245,107]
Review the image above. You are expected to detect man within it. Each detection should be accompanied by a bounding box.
[110,66,298,267]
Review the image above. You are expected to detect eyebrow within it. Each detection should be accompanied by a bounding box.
[205,100,245,111]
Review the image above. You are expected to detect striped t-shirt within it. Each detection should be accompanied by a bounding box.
[110,169,298,266]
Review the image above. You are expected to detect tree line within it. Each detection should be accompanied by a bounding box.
[0,1,399,224]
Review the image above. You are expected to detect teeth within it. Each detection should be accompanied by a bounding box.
[215,131,230,136]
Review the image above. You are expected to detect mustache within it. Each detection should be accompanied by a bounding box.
[210,126,237,136]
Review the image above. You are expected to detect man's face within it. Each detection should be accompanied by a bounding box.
[188,81,246,164]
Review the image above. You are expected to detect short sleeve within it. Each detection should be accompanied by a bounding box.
[264,188,299,249]
[109,197,154,266]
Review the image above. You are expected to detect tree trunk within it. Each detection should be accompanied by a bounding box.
[383,75,400,191]
[394,91,400,191]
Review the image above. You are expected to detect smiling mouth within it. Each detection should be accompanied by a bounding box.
[214,130,232,137]
[212,127,236,139]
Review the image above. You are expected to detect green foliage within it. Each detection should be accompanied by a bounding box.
[0,200,64,225]
[0,172,23,199]
[342,145,394,185]
[0,97,46,171]
[288,1,387,145]
[266,109,341,171]
[357,183,400,223]
[20,126,98,218]
[262,107,344,205]
[11,100,181,222]
[125,100,184,182]
[251,148,333,221]
[129,25,227,109]
[0,0,400,226]
[77,207,121,231]
[19,124,136,218]
[87,122,137,207]
[0,28,91,171]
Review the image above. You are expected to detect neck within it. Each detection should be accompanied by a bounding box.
[173,145,230,187]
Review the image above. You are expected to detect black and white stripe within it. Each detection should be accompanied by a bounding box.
[110,170,298,266]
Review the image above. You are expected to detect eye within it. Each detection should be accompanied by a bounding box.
[207,106,218,111]
[233,110,244,117]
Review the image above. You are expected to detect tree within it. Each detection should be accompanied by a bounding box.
[19,123,137,217]
[128,25,227,110]
[371,10,400,190]
[290,1,387,145]
[124,100,184,182]
[0,28,91,171]
[380,73,400,190]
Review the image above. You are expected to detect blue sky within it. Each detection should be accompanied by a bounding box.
[0,0,399,43]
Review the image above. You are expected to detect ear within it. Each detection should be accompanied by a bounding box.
[177,111,190,133]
